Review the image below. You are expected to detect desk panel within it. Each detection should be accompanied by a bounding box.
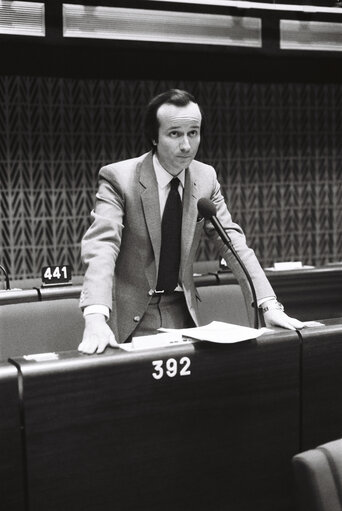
[14,330,300,511]
[0,363,25,510]
[196,266,342,321]
[299,318,342,450]
[2,265,342,323]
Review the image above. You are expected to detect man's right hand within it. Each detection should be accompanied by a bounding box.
[78,314,119,354]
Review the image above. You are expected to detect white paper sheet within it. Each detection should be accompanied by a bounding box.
[265,262,315,271]
[160,321,272,344]
[119,332,194,351]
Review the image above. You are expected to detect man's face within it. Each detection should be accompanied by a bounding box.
[155,102,202,176]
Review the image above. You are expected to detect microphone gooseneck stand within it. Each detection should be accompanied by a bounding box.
[197,198,259,330]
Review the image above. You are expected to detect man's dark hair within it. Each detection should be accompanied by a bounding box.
[144,89,202,148]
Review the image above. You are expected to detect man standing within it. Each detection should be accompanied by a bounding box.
[78,89,305,354]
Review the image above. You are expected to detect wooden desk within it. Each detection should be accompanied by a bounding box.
[2,265,342,322]
[0,362,25,511]
[298,318,342,451]
[13,330,300,511]
[195,266,342,321]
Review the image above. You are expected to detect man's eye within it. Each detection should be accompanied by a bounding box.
[189,130,199,137]
[169,131,179,138]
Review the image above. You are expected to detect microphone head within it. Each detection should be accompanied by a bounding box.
[197,198,217,219]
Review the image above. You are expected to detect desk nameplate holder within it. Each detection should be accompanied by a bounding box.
[41,265,73,288]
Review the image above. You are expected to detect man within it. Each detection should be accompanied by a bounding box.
[78,89,307,354]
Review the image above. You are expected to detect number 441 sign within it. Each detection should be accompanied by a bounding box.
[42,265,72,285]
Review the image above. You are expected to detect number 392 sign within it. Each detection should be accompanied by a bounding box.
[152,357,191,380]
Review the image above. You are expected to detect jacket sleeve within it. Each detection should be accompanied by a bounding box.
[79,166,124,311]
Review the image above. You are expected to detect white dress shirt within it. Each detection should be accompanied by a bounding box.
[152,153,185,215]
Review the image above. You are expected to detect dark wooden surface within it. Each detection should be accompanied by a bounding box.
[299,317,342,451]
[0,362,25,511]
[264,267,342,321]
[13,330,300,511]
[197,266,342,321]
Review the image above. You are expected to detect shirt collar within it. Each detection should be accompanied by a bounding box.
[153,154,185,190]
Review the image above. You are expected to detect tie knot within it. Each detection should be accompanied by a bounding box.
[170,177,179,191]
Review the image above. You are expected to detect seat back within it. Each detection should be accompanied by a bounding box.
[292,438,342,511]
[0,299,83,360]
[197,284,252,327]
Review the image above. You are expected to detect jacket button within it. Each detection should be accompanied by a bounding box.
[133,316,140,322]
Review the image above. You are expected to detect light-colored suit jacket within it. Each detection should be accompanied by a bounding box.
[80,151,275,343]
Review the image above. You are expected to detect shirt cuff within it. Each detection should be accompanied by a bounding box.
[83,305,110,320]
[257,296,277,307]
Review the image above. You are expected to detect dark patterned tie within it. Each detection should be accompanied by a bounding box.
[156,177,182,293]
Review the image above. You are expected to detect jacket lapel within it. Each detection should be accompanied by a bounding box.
[180,163,199,278]
[139,152,162,268]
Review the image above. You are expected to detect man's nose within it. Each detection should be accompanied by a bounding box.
[180,136,191,151]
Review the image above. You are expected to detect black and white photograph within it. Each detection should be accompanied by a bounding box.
[0,1,342,510]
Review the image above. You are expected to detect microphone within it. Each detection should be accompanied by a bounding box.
[197,198,259,329]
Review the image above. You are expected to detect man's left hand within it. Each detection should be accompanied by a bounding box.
[264,308,324,330]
